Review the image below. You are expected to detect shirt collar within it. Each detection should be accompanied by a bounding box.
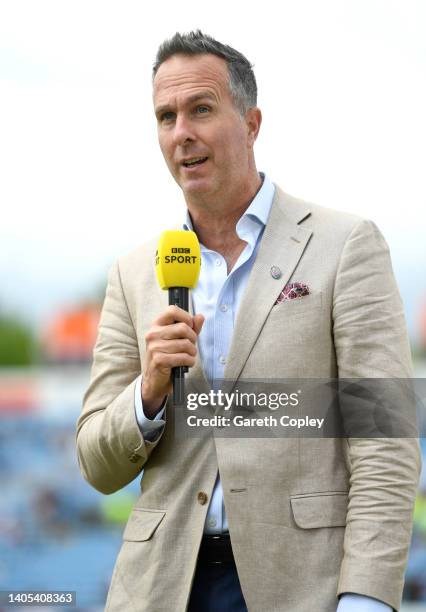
[183,173,275,248]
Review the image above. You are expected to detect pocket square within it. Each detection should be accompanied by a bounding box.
[274,282,310,305]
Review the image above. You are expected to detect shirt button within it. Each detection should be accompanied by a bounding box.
[208,518,217,528]
[197,491,208,505]
[219,304,228,312]
[219,355,226,365]
[215,259,221,266]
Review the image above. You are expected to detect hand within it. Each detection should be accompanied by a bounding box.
[142,305,204,417]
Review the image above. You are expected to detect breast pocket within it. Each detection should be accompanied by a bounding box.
[244,291,331,377]
[270,291,324,318]
[263,290,326,343]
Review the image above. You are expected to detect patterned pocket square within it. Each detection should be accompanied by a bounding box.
[274,282,310,305]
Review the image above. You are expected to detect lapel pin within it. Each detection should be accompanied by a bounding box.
[270,266,282,279]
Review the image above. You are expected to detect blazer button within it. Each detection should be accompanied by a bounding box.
[197,491,208,505]
[129,452,141,463]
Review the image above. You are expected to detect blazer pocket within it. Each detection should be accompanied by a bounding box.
[290,491,348,529]
[271,291,323,316]
[123,508,166,542]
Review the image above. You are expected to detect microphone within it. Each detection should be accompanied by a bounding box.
[155,230,201,404]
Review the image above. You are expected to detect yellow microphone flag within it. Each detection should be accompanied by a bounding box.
[155,230,201,290]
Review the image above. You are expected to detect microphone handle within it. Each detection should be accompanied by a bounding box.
[168,287,189,405]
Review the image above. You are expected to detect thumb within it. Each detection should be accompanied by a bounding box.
[193,313,205,335]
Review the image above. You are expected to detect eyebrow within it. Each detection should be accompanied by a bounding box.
[155,93,217,117]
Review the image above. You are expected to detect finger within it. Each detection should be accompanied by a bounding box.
[154,305,195,327]
[160,322,198,343]
[193,314,205,336]
[145,322,197,345]
[151,338,197,356]
[152,352,196,369]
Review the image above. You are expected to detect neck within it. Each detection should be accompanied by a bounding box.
[186,172,262,255]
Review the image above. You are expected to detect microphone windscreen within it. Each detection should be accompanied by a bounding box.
[155,230,201,290]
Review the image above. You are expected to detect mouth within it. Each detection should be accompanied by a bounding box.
[181,156,208,168]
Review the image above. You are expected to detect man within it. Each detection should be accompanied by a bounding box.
[76,31,420,611]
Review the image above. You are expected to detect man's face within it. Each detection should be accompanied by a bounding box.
[153,53,254,202]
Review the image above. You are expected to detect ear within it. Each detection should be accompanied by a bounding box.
[245,107,262,147]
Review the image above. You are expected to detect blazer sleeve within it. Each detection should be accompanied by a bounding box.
[76,260,166,495]
[332,219,421,611]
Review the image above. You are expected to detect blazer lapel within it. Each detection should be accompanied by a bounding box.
[223,187,312,383]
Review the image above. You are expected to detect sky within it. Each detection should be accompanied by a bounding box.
[0,0,425,339]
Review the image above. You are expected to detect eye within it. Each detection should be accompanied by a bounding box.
[196,105,210,114]
[159,111,175,123]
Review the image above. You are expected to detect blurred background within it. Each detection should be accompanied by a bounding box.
[0,0,425,610]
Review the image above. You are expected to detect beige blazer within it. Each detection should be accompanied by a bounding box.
[76,187,420,612]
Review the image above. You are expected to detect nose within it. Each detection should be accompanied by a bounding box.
[172,114,196,147]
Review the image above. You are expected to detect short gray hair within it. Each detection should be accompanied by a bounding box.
[153,30,257,115]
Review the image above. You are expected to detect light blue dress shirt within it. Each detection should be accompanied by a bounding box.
[133,173,392,612]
